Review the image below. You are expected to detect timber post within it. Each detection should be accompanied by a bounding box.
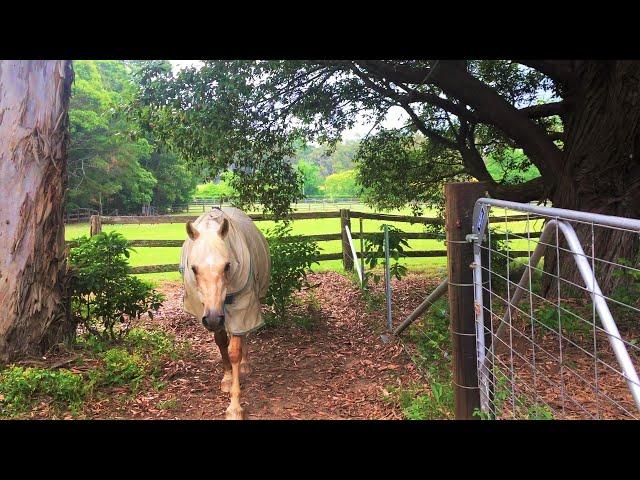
[89,215,102,237]
[340,208,353,271]
[445,181,489,419]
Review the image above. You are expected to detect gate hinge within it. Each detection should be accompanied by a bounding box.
[466,233,479,243]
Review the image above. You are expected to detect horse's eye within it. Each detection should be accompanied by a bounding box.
[191,265,198,275]
[224,262,231,273]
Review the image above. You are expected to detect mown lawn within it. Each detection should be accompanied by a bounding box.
[65,204,541,284]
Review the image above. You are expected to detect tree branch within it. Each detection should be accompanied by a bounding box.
[489,177,547,202]
[546,131,564,141]
[518,101,565,119]
[348,64,459,150]
[358,60,563,180]
[515,60,576,86]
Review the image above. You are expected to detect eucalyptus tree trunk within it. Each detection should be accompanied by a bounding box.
[0,60,74,361]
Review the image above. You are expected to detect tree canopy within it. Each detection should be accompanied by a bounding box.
[68,60,197,214]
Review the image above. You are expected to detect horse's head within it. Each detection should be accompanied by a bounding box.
[186,218,231,332]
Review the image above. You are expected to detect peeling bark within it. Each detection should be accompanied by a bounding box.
[0,61,74,361]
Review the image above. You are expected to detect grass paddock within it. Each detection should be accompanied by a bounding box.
[65,204,538,284]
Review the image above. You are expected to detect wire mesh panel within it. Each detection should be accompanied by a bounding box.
[471,199,640,420]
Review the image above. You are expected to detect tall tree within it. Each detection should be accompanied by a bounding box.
[131,60,640,288]
[0,61,74,361]
[67,60,155,214]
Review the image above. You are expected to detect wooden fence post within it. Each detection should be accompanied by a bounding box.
[445,181,489,420]
[340,209,353,271]
[89,215,102,237]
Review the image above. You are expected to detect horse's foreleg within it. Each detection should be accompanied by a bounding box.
[226,334,245,420]
[240,341,251,376]
[214,330,232,393]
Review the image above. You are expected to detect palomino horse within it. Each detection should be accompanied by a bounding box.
[179,207,270,419]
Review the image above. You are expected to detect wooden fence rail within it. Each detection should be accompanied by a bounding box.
[68,210,542,274]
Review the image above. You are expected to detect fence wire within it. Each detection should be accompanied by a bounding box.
[473,201,640,420]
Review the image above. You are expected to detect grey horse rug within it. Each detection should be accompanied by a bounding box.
[179,207,271,335]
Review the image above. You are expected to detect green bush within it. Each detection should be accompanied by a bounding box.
[361,224,409,288]
[69,232,164,342]
[195,171,237,199]
[323,169,359,199]
[264,222,320,321]
[90,348,146,391]
[0,367,86,417]
[611,257,640,322]
[124,328,178,361]
[401,381,454,420]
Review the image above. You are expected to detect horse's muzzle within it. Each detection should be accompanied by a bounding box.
[202,314,225,332]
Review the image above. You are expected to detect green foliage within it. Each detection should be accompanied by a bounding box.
[294,140,360,178]
[485,149,541,184]
[67,60,196,214]
[264,223,320,321]
[69,232,164,342]
[611,257,640,320]
[67,60,156,213]
[128,60,558,217]
[0,325,186,418]
[361,225,409,288]
[0,367,86,417]
[140,150,198,212]
[390,296,454,419]
[533,303,590,336]
[475,372,554,420]
[123,328,180,362]
[90,348,146,391]
[323,169,360,199]
[195,171,238,199]
[157,398,179,410]
[526,403,554,420]
[398,380,454,420]
[357,130,469,215]
[409,298,451,364]
[297,159,323,197]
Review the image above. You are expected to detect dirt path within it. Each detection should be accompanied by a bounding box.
[84,272,427,419]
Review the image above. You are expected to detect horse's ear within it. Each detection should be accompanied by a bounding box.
[218,218,229,239]
[186,221,200,241]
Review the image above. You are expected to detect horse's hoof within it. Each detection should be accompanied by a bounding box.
[226,406,245,420]
[240,362,252,376]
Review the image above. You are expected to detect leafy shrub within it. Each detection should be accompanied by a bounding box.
[401,381,454,420]
[195,171,237,199]
[69,232,164,342]
[264,222,320,321]
[361,224,409,288]
[0,367,86,417]
[611,257,640,323]
[90,348,146,392]
[409,298,451,365]
[534,303,590,336]
[386,380,453,420]
[157,398,179,410]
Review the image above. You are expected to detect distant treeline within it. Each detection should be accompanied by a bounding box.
[66,60,197,215]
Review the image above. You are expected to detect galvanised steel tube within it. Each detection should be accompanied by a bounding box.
[477,198,640,232]
[384,225,392,331]
[555,220,640,410]
[472,239,491,413]
[472,199,640,412]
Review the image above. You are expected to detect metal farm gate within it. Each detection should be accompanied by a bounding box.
[470,198,640,419]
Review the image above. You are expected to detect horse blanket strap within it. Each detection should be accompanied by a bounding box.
[224,257,253,306]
